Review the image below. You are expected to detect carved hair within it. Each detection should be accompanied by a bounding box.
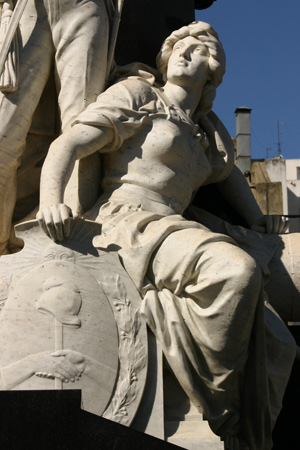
[156,21,226,118]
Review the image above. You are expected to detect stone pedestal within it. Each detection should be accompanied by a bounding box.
[164,368,223,450]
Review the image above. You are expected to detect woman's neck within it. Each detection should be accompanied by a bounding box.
[163,81,203,118]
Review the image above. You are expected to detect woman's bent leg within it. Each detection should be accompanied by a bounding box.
[144,228,263,444]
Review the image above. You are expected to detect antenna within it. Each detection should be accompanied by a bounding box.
[276,121,285,156]
[262,147,272,159]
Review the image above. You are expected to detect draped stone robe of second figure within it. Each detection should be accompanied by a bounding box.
[0,0,114,254]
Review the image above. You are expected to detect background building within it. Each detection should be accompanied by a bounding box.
[235,108,300,232]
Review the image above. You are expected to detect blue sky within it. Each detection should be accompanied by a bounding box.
[195,1,300,160]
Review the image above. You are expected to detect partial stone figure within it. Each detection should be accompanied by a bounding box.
[0,0,115,255]
[37,21,299,450]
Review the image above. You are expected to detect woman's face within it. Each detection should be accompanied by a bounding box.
[166,36,210,88]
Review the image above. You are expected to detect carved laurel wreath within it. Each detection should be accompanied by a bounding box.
[101,275,147,425]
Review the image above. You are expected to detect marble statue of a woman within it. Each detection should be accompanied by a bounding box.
[37,21,299,450]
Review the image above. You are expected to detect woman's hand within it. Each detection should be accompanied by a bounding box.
[251,215,289,234]
[36,204,76,241]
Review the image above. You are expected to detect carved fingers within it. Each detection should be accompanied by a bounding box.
[36,204,73,241]
[251,215,289,235]
[52,349,87,373]
[33,351,82,383]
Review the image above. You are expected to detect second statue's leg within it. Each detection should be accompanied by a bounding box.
[52,0,110,130]
[50,0,109,213]
[0,1,53,254]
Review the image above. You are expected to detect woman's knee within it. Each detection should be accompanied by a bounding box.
[232,252,261,288]
[200,243,262,294]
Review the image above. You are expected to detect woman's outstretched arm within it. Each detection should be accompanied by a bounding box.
[37,123,113,241]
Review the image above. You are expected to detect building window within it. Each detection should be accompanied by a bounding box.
[297,167,300,180]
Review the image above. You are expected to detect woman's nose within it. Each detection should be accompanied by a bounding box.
[179,47,189,59]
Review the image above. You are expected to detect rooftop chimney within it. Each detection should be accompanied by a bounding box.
[235,107,252,175]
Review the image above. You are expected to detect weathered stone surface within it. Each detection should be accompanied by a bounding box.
[0,219,148,424]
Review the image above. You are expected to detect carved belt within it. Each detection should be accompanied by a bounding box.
[104,183,185,216]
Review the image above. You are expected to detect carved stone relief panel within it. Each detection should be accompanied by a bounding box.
[0,219,147,424]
